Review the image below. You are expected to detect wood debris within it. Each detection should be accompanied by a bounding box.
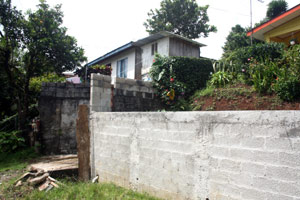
[14,168,62,192]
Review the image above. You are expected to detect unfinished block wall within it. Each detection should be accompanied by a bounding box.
[39,74,159,154]
[89,111,300,200]
[39,82,90,154]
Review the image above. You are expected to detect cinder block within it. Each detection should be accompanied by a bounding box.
[229,148,254,161]
[265,138,294,151]
[252,177,279,193]
[209,146,230,158]
[219,159,241,172]
[240,188,267,200]
[266,165,300,182]
[275,180,300,197]
[210,169,229,183]
[241,162,266,177]
[253,150,279,164]
[241,137,265,149]
[279,152,300,166]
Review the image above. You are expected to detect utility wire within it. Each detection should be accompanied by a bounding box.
[210,6,250,17]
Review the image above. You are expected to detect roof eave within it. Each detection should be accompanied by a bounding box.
[247,3,300,38]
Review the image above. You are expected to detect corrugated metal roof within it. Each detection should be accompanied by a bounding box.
[86,31,206,67]
[86,42,134,67]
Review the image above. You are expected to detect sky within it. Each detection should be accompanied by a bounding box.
[12,0,300,63]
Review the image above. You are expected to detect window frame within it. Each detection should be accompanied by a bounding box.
[151,43,158,55]
[117,57,128,78]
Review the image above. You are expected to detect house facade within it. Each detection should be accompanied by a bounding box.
[86,31,205,81]
[247,3,300,46]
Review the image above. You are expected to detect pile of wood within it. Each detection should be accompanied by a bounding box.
[14,166,63,192]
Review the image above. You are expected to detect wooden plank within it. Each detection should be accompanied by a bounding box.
[76,104,91,181]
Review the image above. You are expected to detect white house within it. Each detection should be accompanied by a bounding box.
[86,31,206,81]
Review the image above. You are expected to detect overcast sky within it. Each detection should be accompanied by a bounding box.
[12,0,299,63]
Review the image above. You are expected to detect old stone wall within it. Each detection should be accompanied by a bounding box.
[90,111,300,200]
[39,82,90,154]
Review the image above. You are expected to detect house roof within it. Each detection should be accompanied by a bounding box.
[86,31,206,67]
[247,3,300,41]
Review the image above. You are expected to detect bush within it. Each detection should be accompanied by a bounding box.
[29,73,66,93]
[209,71,233,87]
[225,42,284,75]
[150,54,213,110]
[273,76,300,101]
[248,59,279,94]
[0,130,25,153]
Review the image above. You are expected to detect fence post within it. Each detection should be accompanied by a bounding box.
[76,104,90,181]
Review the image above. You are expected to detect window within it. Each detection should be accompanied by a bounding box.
[151,43,158,55]
[117,58,128,78]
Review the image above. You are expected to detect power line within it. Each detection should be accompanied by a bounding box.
[210,6,250,17]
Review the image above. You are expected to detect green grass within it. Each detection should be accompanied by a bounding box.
[24,182,161,200]
[0,149,161,200]
[0,148,39,172]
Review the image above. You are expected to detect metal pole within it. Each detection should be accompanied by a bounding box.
[250,0,253,46]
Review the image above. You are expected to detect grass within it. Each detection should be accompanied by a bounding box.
[24,182,161,200]
[0,149,161,200]
[0,148,39,172]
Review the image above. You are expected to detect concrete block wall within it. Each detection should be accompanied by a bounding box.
[113,77,159,111]
[39,82,90,154]
[90,111,300,200]
[90,74,112,112]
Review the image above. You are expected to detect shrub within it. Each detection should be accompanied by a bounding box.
[29,73,66,93]
[273,76,300,101]
[248,59,279,94]
[90,64,112,76]
[0,130,25,153]
[209,71,233,87]
[225,42,284,75]
[150,54,213,110]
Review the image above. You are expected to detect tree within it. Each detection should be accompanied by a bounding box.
[222,25,261,58]
[266,0,288,19]
[144,0,217,39]
[0,0,86,130]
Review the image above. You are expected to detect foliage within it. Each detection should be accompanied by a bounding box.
[0,148,38,172]
[0,0,86,131]
[25,182,161,200]
[0,130,25,153]
[144,0,216,39]
[266,0,288,19]
[273,76,300,101]
[75,64,112,81]
[222,24,263,58]
[150,54,213,110]
[248,59,279,94]
[29,73,66,93]
[224,42,284,75]
[209,71,233,87]
[271,45,300,101]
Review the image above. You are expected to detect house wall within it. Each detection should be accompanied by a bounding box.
[264,15,300,45]
[39,82,90,154]
[169,37,200,58]
[97,49,136,80]
[90,111,300,200]
[141,37,169,75]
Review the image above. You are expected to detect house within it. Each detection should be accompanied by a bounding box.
[86,31,205,81]
[247,3,300,46]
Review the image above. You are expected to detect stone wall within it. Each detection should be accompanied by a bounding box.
[39,82,90,154]
[89,111,300,200]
